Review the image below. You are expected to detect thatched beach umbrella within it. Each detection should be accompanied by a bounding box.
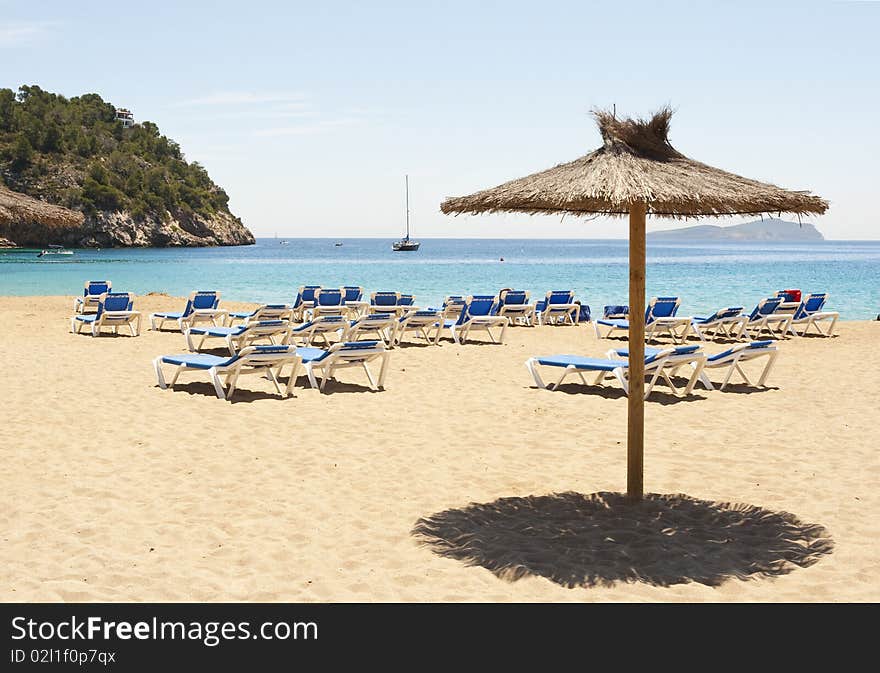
[441,108,828,500]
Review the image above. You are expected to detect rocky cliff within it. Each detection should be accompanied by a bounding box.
[0,85,255,248]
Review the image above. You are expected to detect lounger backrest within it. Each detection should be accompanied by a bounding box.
[315,288,343,306]
[296,286,321,304]
[95,292,133,317]
[604,305,629,319]
[748,296,782,321]
[794,293,828,319]
[371,291,400,307]
[464,296,499,319]
[546,290,574,305]
[645,297,679,322]
[499,289,527,306]
[252,304,291,320]
[180,291,219,317]
[399,294,415,306]
[85,280,111,296]
[342,286,363,302]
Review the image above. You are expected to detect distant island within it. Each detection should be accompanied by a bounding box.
[0,85,254,248]
[647,218,824,241]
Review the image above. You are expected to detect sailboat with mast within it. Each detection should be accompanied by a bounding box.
[392,175,420,251]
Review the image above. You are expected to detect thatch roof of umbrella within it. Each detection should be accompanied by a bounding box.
[441,108,828,501]
[441,107,828,219]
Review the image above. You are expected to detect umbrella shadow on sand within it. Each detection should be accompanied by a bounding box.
[412,491,833,588]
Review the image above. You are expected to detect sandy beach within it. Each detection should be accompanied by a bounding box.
[1,294,877,602]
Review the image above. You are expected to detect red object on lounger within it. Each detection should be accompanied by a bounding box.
[778,289,801,302]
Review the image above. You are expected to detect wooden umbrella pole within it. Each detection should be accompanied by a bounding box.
[627,202,647,500]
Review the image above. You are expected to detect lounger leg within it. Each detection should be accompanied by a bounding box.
[613,367,629,396]
[265,367,283,396]
[227,367,243,400]
[684,358,705,396]
[169,365,184,386]
[153,358,168,389]
[362,362,377,389]
[377,353,390,388]
[757,350,778,386]
[304,363,319,390]
[209,367,227,399]
[285,360,301,397]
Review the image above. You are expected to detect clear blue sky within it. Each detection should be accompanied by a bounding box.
[2,0,878,239]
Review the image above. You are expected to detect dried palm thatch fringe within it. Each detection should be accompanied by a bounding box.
[440,107,829,219]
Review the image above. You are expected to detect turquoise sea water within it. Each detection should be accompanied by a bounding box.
[1,238,878,319]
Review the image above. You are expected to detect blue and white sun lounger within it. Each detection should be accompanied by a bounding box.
[742,297,791,339]
[690,307,747,341]
[342,286,368,316]
[444,295,508,345]
[788,293,838,337]
[289,315,346,346]
[299,341,390,393]
[525,346,689,399]
[226,304,293,326]
[307,287,346,320]
[595,296,694,343]
[498,289,535,326]
[394,309,443,346]
[153,344,302,400]
[185,319,292,355]
[692,340,779,391]
[71,292,141,337]
[73,280,112,313]
[606,344,707,397]
[149,291,226,331]
[343,312,398,345]
[536,290,579,326]
[291,285,321,321]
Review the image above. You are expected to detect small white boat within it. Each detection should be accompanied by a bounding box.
[37,245,73,257]
[392,175,420,252]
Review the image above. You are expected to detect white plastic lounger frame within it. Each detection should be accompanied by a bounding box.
[154,345,302,400]
[787,293,839,337]
[185,320,292,355]
[594,297,694,343]
[307,288,346,320]
[690,307,748,341]
[149,291,226,331]
[525,347,688,399]
[742,297,792,339]
[74,280,112,313]
[343,313,398,346]
[498,290,535,326]
[606,346,707,397]
[70,292,141,337]
[226,304,293,326]
[448,296,508,345]
[537,291,579,326]
[394,309,443,345]
[289,315,346,346]
[302,341,390,393]
[692,341,779,391]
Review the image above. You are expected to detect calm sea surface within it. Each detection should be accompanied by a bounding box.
[2,238,878,319]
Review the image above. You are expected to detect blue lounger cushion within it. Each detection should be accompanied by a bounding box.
[596,318,629,328]
[705,340,773,362]
[533,355,622,371]
[294,347,327,363]
[615,344,701,357]
[160,353,234,369]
